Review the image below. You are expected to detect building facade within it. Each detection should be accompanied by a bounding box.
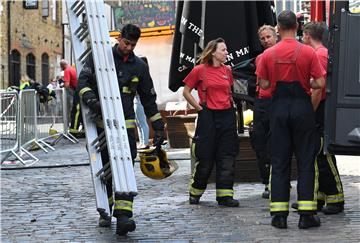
[0,0,63,89]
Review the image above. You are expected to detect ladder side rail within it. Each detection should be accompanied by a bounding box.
[65,0,110,215]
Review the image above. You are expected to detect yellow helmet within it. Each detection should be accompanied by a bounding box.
[139,148,178,180]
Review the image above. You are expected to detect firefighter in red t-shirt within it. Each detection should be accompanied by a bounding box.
[60,59,83,137]
[251,25,278,199]
[256,10,325,229]
[183,38,239,207]
[301,21,344,214]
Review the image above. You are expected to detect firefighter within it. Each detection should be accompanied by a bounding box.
[256,10,325,229]
[60,59,83,138]
[183,38,239,207]
[298,21,344,214]
[251,25,277,199]
[77,24,165,235]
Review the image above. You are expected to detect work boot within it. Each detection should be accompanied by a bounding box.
[116,215,136,236]
[298,215,321,229]
[189,196,200,205]
[322,204,344,215]
[271,215,288,229]
[217,198,239,207]
[262,186,270,199]
[98,215,111,227]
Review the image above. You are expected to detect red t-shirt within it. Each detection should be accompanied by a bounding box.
[256,54,273,99]
[63,66,78,90]
[256,38,325,96]
[314,45,328,100]
[183,64,233,110]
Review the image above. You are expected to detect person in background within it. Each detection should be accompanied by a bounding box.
[134,94,150,149]
[183,38,239,207]
[77,24,165,236]
[297,21,344,214]
[251,25,277,199]
[60,59,83,138]
[257,10,325,229]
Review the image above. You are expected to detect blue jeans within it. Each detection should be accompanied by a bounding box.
[134,95,149,146]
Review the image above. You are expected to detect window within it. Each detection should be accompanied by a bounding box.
[26,53,36,80]
[42,0,49,18]
[41,53,49,85]
[9,50,21,87]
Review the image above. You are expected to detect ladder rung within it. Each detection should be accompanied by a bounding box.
[96,162,110,177]
[71,0,84,16]
[78,47,92,64]
[91,130,105,146]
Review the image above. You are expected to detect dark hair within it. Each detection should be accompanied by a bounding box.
[121,24,141,41]
[198,38,225,65]
[277,10,297,30]
[303,21,325,41]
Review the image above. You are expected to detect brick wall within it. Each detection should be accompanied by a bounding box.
[1,1,63,88]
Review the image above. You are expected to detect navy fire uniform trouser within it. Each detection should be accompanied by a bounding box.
[269,82,319,216]
[190,106,239,201]
[69,90,83,133]
[251,97,271,185]
[97,123,137,218]
[316,101,344,207]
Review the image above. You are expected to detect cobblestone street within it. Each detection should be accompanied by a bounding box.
[1,140,359,242]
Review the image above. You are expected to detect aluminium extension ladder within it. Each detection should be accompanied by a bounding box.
[65,0,137,219]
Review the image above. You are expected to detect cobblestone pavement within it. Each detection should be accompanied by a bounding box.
[1,139,359,242]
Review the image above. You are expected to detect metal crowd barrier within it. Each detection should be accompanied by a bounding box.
[0,91,19,162]
[37,88,77,144]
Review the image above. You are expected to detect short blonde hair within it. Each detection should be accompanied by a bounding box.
[258,25,277,37]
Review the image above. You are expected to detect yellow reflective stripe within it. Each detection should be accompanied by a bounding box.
[149,113,162,122]
[326,193,344,203]
[314,155,319,201]
[126,119,136,129]
[216,189,234,198]
[108,197,114,205]
[269,166,272,200]
[298,201,317,211]
[122,86,131,93]
[131,76,139,82]
[79,87,92,98]
[327,154,344,195]
[318,191,326,201]
[191,142,196,160]
[114,200,133,211]
[189,186,205,196]
[72,103,81,130]
[270,202,289,212]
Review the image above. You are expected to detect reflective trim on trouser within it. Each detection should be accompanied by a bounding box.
[270,202,289,213]
[216,189,234,198]
[326,193,345,204]
[126,119,136,129]
[318,191,325,201]
[189,185,205,197]
[297,200,317,211]
[108,196,114,206]
[114,200,133,212]
[327,153,344,197]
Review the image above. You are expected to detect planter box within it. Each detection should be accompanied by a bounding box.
[166,114,197,148]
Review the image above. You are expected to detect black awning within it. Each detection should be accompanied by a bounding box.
[168,0,275,92]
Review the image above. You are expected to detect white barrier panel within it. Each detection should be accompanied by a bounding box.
[0,91,19,162]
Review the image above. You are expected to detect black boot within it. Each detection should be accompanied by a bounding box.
[298,215,321,229]
[322,204,344,215]
[116,215,136,236]
[217,198,239,207]
[189,195,200,205]
[271,215,287,229]
[262,186,270,199]
[98,215,111,227]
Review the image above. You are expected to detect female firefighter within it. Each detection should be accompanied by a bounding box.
[182,38,239,207]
